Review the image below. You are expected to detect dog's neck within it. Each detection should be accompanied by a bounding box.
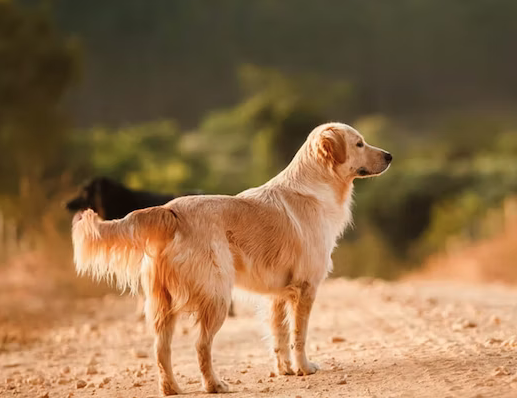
[269,145,354,210]
[261,147,354,261]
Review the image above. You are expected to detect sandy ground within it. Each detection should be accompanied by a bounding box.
[2,278,517,398]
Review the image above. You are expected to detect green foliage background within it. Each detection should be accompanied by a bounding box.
[2,0,517,279]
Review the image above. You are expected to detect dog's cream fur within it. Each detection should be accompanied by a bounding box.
[71,122,391,395]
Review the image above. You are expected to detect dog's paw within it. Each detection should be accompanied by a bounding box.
[279,367,296,376]
[160,383,181,396]
[205,378,229,393]
[277,360,296,376]
[296,361,319,376]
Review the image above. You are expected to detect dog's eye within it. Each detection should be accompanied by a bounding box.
[356,142,364,148]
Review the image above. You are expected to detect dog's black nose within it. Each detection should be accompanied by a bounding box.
[384,152,393,162]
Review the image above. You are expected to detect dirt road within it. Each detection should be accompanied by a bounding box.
[2,278,517,398]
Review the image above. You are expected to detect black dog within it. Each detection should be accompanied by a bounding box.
[66,176,236,317]
[66,176,182,220]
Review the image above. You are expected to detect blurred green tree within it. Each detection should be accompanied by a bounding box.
[184,65,351,193]
[0,0,80,230]
[48,0,517,127]
[75,120,207,193]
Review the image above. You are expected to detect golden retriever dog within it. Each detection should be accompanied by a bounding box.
[71,122,392,395]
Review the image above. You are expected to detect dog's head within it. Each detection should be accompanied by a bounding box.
[65,177,113,218]
[310,122,392,180]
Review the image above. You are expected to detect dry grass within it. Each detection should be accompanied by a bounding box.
[408,198,517,285]
[0,238,112,349]
[0,183,114,350]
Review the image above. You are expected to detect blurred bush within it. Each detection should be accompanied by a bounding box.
[411,197,517,284]
[2,1,517,292]
[71,70,517,280]
[349,117,517,278]
[72,120,207,193]
[0,0,80,264]
[182,65,351,193]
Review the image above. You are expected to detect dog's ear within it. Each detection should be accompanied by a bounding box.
[316,128,347,166]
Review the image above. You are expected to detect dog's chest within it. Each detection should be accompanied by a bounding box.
[317,189,353,245]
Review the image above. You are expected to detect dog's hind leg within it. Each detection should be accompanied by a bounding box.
[290,282,319,376]
[269,297,295,375]
[196,297,229,393]
[148,291,181,395]
[155,317,180,395]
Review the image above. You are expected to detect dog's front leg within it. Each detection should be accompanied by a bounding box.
[269,297,295,375]
[291,282,319,376]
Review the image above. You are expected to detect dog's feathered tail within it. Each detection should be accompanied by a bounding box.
[72,207,177,294]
